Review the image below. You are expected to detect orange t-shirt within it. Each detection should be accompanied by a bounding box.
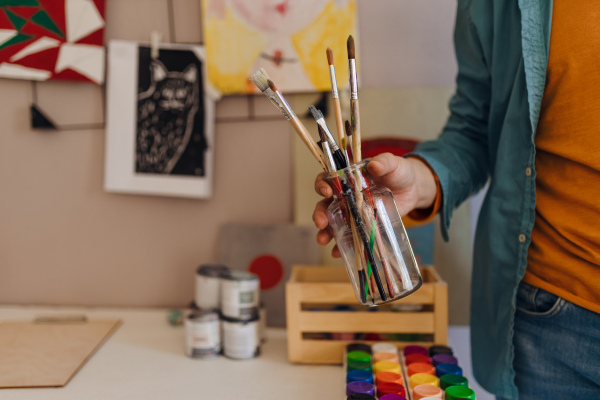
[523,0,600,314]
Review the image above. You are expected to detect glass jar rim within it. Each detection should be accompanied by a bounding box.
[323,159,370,182]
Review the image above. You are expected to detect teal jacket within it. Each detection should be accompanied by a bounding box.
[412,0,552,398]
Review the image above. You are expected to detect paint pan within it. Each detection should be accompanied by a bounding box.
[435,363,462,378]
[347,343,372,354]
[347,369,373,384]
[373,360,401,375]
[407,362,435,377]
[379,395,408,400]
[409,373,439,389]
[428,345,453,357]
[413,384,443,399]
[375,371,403,386]
[372,342,397,354]
[377,382,406,398]
[347,350,372,364]
[403,345,428,357]
[346,394,376,400]
[346,381,375,397]
[445,386,476,400]
[432,353,458,366]
[373,352,400,364]
[440,374,468,390]
[405,353,431,366]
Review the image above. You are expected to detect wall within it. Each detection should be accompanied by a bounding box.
[0,0,472,324]
[0,0,293,307]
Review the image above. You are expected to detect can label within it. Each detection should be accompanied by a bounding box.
[185,318,220,358]
[221,279,259,319]
[223,320,259,359]
[195,275,221,310]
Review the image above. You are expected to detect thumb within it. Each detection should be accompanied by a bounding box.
[366,153,401,178]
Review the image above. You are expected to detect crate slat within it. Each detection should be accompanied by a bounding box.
[298,311,435,333]
[288,339,435,364]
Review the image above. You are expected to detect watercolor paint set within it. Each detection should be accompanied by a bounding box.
[343,342,477,400]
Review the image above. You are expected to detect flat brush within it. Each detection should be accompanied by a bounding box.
[326,47,348,163]
[347,35,361,164]
[250,69,327,171]
[321,137,337,175]
[310,106,347,170]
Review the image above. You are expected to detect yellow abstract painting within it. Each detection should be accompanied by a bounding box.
[201,0,357,94]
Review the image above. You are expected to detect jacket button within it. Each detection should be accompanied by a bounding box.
[519,234,526,243]
[525,167,532,176]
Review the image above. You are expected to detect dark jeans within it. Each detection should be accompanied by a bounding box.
[498,282,600,400]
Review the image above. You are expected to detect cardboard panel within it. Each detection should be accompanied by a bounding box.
[0,318,120,388]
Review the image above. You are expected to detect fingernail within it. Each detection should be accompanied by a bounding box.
[320,187,328,197]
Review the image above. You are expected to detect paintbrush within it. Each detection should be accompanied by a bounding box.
[310,106,347,170]
[321,138,369,302]
[341,176,387,301]
[347,35,361,164]
[344,120,353,163]
[326,47,349,164]
[320,137,336,174]
[250,69,327,171]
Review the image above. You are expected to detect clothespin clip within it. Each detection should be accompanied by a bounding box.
[150,31,162,59]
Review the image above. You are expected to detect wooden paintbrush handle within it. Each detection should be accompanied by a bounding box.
[351,99,361,162]
[333,98,345,145]
[289,117,327,171]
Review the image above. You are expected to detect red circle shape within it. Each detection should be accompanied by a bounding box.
[248,254,284,290]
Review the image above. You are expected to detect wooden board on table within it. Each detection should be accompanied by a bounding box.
[0,318,121,388]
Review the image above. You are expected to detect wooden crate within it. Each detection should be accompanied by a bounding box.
[285,265,447,364]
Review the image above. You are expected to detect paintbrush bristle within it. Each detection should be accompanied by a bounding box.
[347,36,355,59]
[326,47,334,65]
[345,120,352,137]
[308,105,324,121]
[249,68,270,92]
[267,79,278,93]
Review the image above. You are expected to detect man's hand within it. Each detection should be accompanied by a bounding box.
[312,153,437,258]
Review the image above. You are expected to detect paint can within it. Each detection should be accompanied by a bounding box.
[221,314,260,360]
[195,264,230,310]
[259,304,267,343]
[220,271,260,320]
[185,310,220,359]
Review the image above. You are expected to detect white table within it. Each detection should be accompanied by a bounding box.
[0,306,493,400]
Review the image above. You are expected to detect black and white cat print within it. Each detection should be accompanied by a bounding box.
[136,59,199,175]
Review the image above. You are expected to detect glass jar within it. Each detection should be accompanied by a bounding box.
[324,160,422,306]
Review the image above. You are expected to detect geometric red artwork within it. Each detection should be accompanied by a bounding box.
[0,0,106,84]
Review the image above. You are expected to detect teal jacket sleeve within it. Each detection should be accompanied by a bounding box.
[411,0,491,241]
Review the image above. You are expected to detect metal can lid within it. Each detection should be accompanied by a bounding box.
[221,311,260,323]
[187,309,220,322]
[220,270,258,282]
[196,263,230,277]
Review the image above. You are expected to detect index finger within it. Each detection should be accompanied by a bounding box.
[314,172,332,198]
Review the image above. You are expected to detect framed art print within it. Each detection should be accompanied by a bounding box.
[0,0,106,84]
[104,40,219,199]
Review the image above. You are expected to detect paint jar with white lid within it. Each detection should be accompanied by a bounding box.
[220,271,260,320]
[221,314,260,360]
[195,263,230,310]
[185,310,220,359]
